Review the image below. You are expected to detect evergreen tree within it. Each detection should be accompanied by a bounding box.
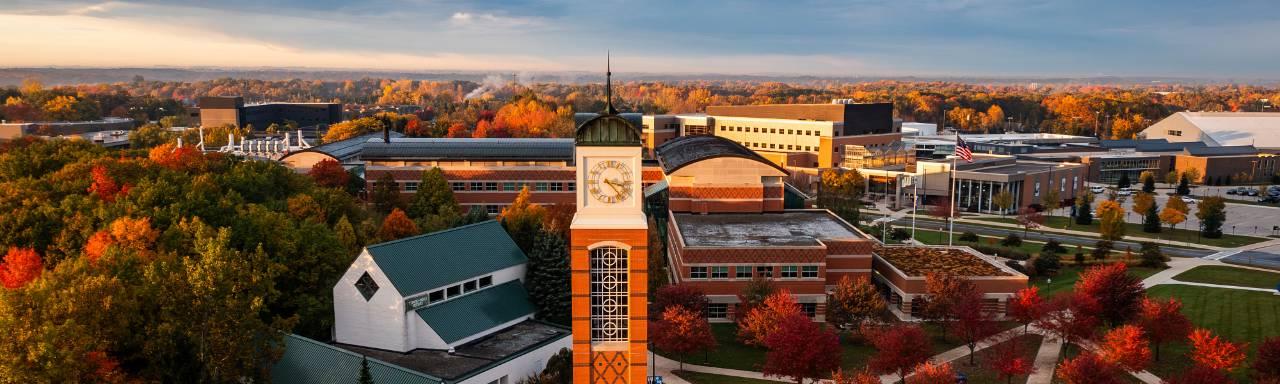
[335,215,359,253]
[1139,171,1157,193]
[1139,242,1167,268]
[370,173,401,214]
[526,228,571,325]
[406,167,460,232]
[1143,203,1161,233]
[359,356,375,384]
[1197,196,1227,239]
[1175,174,1191,196]
[456,205,489,226]
[1074,192,1094,225]
[1116,173,1131,189]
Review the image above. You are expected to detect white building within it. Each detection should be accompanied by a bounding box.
[1140,111,1280,149]
[273,220,570,384]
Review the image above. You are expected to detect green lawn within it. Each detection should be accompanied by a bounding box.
[1032,265,1164,298]
[949,334,1043,384]
[1143,285,1280,380]
[1172,265,1280,290]
[971,216,1267,248]
[672,370,783,384]
[673,322,970,375]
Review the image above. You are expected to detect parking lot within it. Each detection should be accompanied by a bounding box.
[1075,184,1280,237]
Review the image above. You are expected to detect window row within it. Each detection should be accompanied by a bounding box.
[689,265,819,280]
[703,302,816,319]
[720,126,823,136]
[407,275,495,310]
[739,141,816,152]
[445,181,576,192]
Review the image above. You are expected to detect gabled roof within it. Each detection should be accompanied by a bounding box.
[415,281,537,344]
[281,131,404,163]
[366,221,526,297]
[654,135,788,175]
[1174,112,1280,147]
[360,138,574,161]
[272,334,443,384]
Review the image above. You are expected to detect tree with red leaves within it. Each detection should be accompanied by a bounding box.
[1074,263,1146,326]
[1034,293,1099,354]
[905,361,954,384]
[1168,365,1234,384]
[1056,352,1125,384]
[377,208,419,241]
[84,350,126,383]
[307,158,350,188]
[1136,297,1191,361]
[445,122,470,138]
[826,275,886,335]
[88,165,128,202]
[1016,206,1044,236]
[651,305,716,371]
[831,369,881,384]
[1008,286,1045,334]
[950,286,1000,366]
[1188,328,1247,372]
[869,324,933,384]
[922,272,975,337]
[988,336,1035,384]
[761,314,841,384]
[738,290,800,346]
[1253,337,1280,383]
[653,283,709,315]
[0,247,42,289]
[1097,325,1151,372]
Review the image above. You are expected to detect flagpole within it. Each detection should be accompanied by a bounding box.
[911,175,918,242]
[949,155,957,246]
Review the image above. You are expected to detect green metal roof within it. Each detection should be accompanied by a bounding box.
[366,220,526,297]
[272,334,443,384]
[416,281,536,344]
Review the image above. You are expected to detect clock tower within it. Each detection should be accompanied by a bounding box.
[570,61,649,384]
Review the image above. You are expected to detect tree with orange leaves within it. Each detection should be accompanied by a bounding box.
[88,165,128,202]
[84,217,159,263]
[84,231,113,263]
[1008,286,1045,334]
[906,361,955,384]
[738,290,801,346]
[0,247,42,289]
[1074,262,1145,326]
[1056,352,1124,384]
[762,313,841,384]
[1188,328,1247,372]
[473,119,511,138]
[868,324,933,384]
[307,158,350,188]
[499,186,547,253]
[921,271,975,337]
[651,305,716,371]
[1097,325,1151,372]
[148,143,204,171]
[831,369,881,384]
[445,122,470,138]
[1137,297,1191,361]
[377,208,419,241]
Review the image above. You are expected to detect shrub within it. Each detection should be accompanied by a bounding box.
[959,232,980,242]
[890,228,911,241]
[1033,253,1062,275]
[1001,234,1023,247]
[1042,239,1067,254]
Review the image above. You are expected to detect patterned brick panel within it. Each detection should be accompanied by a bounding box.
[826,239,875,256]
[441,169,575,180]
[591,351,629,384]
[642,168,664,183]
[670,186,763,200]
[824,257,872,270]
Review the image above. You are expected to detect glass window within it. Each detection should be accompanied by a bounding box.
[690,266,708,279]
[463,280,478,293]
[503,182,519,191]
[428,290,444,303]
[802,266,819,278]
[567,182,576,191]
[484,182,498,191]
[756,266,773,278]
[446,285,461,298]
[404,182,420,192]
[736,266,753,278]
[710,266,729,279]
[354,272,379,301]
[535,182,549,192]
[590,247,629,341]
[470,181,483,191]
[451,182,466,191]
[707,303,728,319]
[800,303,817,317]
[486,205,501,214]
[478,276,493,288]
[781,266,798,278]
[551,182,564,191]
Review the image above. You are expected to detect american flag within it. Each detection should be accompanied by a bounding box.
[954,136,974,163]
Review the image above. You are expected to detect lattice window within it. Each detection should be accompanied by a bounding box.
[355,272,378,301]
[590,246,629,342]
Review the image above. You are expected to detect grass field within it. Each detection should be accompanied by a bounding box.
[672,370,782,384]
[1032,265,1163,298]
[1143,285,1280,380]
[971,216,1267,248]
[1172,265,1280,290]
[948,334,1043,384]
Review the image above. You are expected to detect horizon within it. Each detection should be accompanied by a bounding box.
[2,1,1277,79]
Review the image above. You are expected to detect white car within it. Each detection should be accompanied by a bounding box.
[1181,196,1197,204]
[1117,190,1132,196]
[1090,186,1105,194]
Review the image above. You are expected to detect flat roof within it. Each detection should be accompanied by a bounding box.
[333,320,568,381]
[966,162,1067,175]
[875,246,1014,277]
[673,210,866,247]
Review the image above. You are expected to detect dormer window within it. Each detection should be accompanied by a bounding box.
[355,272,379,301]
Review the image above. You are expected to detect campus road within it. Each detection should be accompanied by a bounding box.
[875,216,1216,259]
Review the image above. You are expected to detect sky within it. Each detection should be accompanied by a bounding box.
[0,0,1276,78]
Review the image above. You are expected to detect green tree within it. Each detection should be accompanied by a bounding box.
[406,167,460,232]
[1139,242,1167,268]
[131,123,175,148]
[370,173,402,214]
[335,215,359,253]
[526,228,570,326]
[1042,188,1061,217]
[1116,173,1131,190]
[499,187,547,254]
[1143,203,1161,233]
[817,168,865,223]
[1074,191,1094,225]
[1175,173,1191,196]
[1139,171,1156,193]
[1196,196,1227,239]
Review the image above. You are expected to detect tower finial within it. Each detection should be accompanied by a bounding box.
[604,51,618,115]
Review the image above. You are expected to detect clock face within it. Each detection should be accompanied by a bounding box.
[587,160,633,204]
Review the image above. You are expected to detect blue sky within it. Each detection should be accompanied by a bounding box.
[1,0,1275,77]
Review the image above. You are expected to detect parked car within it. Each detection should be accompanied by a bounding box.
[1227,189,1239,195]
[1181,196,1197,204]
[1117,190,1133,196]
[1247,189,1259,196]
[1090,186,1105,194]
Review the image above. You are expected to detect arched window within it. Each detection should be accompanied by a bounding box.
[590,246,629,342]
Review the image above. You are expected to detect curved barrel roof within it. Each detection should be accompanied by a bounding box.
[654,134,788,175]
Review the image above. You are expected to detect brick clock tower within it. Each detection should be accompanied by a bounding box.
[570,64,649,384]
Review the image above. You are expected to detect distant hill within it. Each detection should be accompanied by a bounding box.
[1,67,1276,87]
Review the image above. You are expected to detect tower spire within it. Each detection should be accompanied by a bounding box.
[604,51,618,115]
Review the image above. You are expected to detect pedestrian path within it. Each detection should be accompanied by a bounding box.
[1024,334,1061,384]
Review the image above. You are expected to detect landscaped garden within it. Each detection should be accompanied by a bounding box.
[1032,265,1163,298]
[971,215,1268,248]
[1172,265,1280,290]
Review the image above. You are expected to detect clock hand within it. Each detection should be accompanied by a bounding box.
[604,180,622,196]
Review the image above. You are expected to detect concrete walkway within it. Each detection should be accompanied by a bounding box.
[1142,256,1280,291]
[1024,335,1061,384]
[877,327,1026,384]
